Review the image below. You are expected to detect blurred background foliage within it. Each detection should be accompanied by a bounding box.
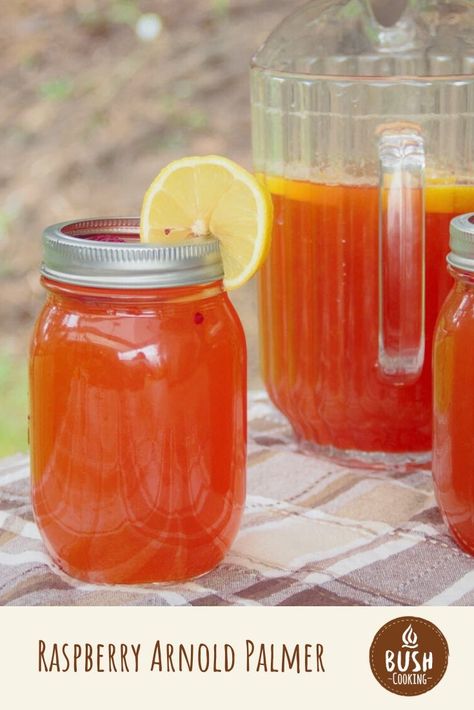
[1,0,290,457]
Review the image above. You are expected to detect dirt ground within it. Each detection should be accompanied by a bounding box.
[1,0,291,386]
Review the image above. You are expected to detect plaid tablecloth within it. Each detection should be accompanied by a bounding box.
[1,391,473,606]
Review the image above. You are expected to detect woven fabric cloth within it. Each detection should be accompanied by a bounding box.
[1,391,473,606]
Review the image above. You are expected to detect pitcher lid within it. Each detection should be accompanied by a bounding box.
[252,0,474,78]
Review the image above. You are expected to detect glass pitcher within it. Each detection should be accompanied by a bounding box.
[251,0,474,468]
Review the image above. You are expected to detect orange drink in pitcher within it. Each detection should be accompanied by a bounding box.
[259,179,474,456]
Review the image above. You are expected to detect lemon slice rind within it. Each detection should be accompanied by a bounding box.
[140,155,273,290]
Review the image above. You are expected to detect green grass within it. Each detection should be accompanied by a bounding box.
[39,78,75,101]
[0,353,28,457]
[212,0,230,18]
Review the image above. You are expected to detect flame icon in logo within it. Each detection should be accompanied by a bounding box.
[401,624,419,649]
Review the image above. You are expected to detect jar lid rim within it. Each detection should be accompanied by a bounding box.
[448,213,474,273]
[41,217,224,289]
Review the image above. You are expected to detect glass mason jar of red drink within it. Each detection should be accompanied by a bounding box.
[433,214,474,555]
[29,218,246,584]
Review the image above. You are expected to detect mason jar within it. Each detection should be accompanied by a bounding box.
[29,218,246,584]
[433,213,474,555]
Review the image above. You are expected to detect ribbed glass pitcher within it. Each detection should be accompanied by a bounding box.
[251,0,474,468]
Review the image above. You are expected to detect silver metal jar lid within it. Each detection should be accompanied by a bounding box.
[448,213,474,273]
[41,218,224,289]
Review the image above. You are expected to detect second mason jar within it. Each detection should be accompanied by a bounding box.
[433,214,474,556]
[30,218,246,584]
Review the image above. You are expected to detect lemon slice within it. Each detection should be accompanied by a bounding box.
[140,155,273,290]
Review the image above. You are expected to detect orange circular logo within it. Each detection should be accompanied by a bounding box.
[369,616,449,696]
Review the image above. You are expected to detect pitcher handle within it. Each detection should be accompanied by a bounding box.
[377,123,425,384]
